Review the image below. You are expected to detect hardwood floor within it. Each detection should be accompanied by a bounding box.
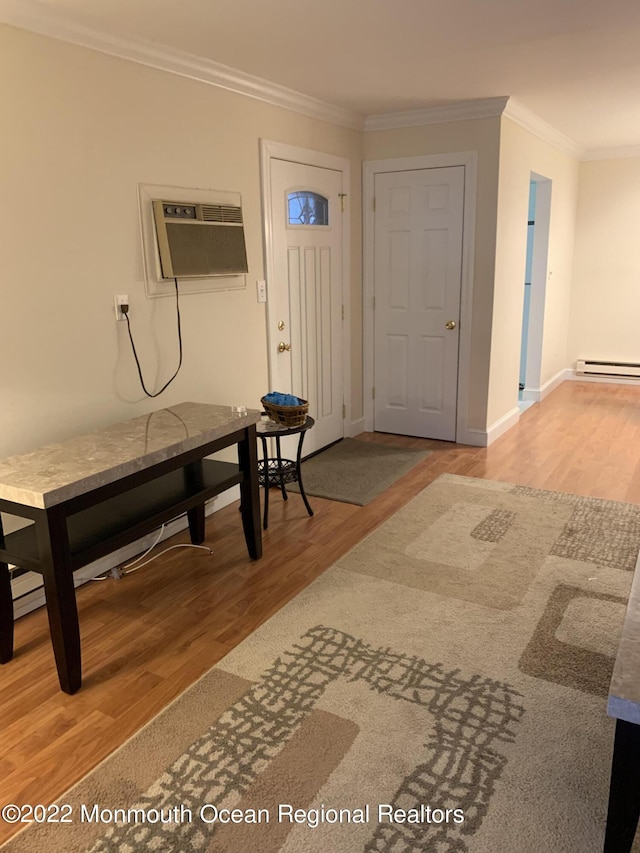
[2,379,640,842]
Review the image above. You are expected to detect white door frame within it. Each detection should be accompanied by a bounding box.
[260,140,352,433]
[363,152,477,442]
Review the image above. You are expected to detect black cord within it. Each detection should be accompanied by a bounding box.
[124,278,183,398]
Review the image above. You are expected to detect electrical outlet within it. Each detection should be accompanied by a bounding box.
[114,294,129,321]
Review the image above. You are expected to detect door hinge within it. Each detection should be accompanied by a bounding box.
[339,192,347,212]
[342,402,346,418]
[372,295,376,310]
[372,196,376,212]
[341,304,345,321]
[372,387,375,399]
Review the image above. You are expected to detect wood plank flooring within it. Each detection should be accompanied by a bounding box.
[2,379,640,842]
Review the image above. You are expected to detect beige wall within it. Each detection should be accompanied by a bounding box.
[363,118,501,432]
[569,157,640,365]
[490,117,579,425]
[4,20,626,461]
[0,24,363,460]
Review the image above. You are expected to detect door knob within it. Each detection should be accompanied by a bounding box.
[278,341,291,353]
[445,320,457,330]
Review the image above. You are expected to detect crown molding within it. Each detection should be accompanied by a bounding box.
[0,0,364,131]
[581,144,640,162]
[502,98,583,159]
[363,96,509,132]
[7,1,637,157]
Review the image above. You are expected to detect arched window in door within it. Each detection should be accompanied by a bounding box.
[287,191,329,226]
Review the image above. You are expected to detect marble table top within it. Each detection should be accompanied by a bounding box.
[0,402,260,509]
[608,549,640,724]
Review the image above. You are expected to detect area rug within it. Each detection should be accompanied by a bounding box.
[4,474,640,853]
[289,437,430,505]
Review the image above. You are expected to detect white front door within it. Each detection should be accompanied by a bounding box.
[267,157,344,454]
[373,166,465,440]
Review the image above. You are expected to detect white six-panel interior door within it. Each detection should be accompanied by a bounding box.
[266,155,345,455]
[373,165,465,441]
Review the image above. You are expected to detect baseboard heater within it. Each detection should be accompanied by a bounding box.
[576,359,640,379]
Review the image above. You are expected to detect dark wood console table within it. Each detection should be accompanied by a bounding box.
[0,402,262,694]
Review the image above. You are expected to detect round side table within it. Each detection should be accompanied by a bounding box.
[256,415,315,530]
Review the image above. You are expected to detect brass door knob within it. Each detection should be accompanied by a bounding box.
[278,341,291,353]
[445,320,457,330]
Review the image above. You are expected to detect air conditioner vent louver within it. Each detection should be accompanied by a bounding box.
[151,198,248,278]
[200,204,243,223]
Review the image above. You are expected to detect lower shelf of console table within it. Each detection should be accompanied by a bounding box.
[1,459,240,572]
[0,449,262,694]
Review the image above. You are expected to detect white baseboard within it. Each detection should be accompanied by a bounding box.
[522,368,571,401]
[11,486,240,620]
[487,406,521,445]
[357,370,576,448]
[463,371,572,446]
[458,406,520,447]
[457,428,488,447]
[349,417,365,437]
[460,406,522,448]
[568,370,640,386]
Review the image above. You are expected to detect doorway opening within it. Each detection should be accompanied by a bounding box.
[519,172,551,410]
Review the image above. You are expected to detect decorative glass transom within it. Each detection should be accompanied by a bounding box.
[287,191,329,226]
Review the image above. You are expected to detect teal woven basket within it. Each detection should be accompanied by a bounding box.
[261,395,308,428]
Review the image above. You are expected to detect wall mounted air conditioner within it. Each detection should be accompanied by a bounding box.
[152,199,249,279]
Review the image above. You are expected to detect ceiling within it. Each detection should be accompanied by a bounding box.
[6,0,640,154]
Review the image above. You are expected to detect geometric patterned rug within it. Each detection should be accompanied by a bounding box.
[2,474,638,853]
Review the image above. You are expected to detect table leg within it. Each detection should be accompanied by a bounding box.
[238,426,262,559]
[260,437,270,531]
[604,718,640,852]
[295,430,314,519]
[187,505,205,544]
[0,559,12,664]
[275,436,288,501]
[0,511,13,663]
[183,463,206,544]
[36,506,81,694]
